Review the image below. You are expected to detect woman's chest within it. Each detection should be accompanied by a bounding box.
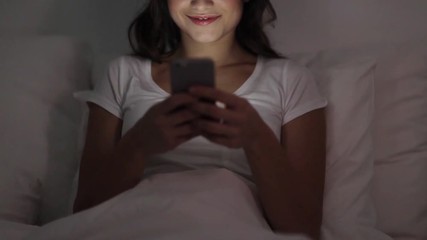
[151,63,255,95]
[121,80,284,142]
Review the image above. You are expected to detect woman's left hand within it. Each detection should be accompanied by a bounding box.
[189,86,266,149]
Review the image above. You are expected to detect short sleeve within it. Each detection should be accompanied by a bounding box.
[282,62,327,125]
[74,57,127,119]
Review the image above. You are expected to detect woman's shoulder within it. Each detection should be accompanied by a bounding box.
[103,55,152,82]
[260,56,313,79]
[107,55,150,71]
[262,56,309,71]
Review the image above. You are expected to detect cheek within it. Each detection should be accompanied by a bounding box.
[221,0,244,24]
[167,0,185,27]
[226,12,243,30]
[167,0,181,9]
[221,0,244,10]
[167,1,186,16]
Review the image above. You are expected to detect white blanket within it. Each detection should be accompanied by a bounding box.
[26,168,311,240]
[0,220,39,240]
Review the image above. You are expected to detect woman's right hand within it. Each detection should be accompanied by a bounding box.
[131,93,200,157]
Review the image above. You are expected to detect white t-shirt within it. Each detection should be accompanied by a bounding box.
[76,55,327,181]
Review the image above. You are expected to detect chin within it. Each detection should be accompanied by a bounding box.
[191,34,224,44]
[185,30,226,43]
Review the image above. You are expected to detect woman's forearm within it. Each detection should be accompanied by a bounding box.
[73,129,146,213]
[74,95,200,213]
[244,123,324,239]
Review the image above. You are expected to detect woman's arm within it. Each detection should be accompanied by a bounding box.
[244,109,326,239]
[189,86,326,239]
[74,94,199,213]
[73,103,146,212]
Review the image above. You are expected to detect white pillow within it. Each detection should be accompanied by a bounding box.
[0,36,91,225]
[289,51,391,240]
[372,41,427,240]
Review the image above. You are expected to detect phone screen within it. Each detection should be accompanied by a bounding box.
[170,58,215,94]
[170,58,217,121]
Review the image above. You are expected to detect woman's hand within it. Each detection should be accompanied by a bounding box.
[189,86,266,149]
[133,93,200,157]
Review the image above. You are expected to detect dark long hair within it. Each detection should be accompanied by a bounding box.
[128,0,282,62]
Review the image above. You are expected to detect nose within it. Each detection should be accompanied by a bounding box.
[191,0,214,10]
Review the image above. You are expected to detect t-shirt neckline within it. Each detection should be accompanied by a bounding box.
[145,56,263,96]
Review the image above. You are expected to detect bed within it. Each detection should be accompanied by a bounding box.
[0,1,426,240]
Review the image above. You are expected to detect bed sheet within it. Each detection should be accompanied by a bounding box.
[25,168,312,240]
[0,220,39,240]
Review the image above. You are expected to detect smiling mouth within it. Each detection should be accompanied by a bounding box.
[187,15,221,26]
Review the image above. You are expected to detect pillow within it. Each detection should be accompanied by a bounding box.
[372,41,427,240]
[0,36,91,225]
[289,51,391,240]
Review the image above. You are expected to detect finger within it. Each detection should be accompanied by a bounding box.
[167,109,200,126]
[189,86,242,109]
[195,119,238,137]
[160,94,198,113]
[191,101,241,124]
[164,127,199,150]
[173,123,198,137]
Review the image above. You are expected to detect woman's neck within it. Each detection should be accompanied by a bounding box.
[176,35,253,67]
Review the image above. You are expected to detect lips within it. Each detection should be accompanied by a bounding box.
[187,15,221,26]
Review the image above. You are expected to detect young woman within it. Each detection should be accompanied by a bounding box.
[74,0,327,239]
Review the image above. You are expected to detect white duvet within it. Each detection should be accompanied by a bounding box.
[25,168,311,240]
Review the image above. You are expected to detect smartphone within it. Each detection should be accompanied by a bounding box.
[170,58,217,121]
[170,58,215,94]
